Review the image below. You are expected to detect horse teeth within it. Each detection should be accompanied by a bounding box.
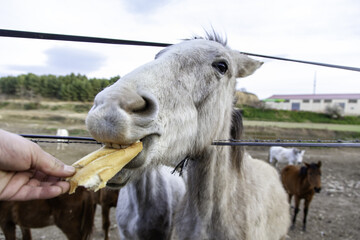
[104,142,135,149]
[112,143,121,149]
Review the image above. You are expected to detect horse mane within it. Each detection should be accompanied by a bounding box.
[190,29,228,46]
[155,29,227,60]
[299,166,307,178]
[230,108,244,171]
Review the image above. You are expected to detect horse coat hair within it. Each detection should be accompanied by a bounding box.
[86,31,290,240]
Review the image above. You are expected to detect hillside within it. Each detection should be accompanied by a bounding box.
[235,91,260,107]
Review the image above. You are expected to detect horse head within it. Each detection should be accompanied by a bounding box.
[304,161,322,193]
[85,31,262,188]
[293,148,305,164]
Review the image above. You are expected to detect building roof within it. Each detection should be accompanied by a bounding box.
[266,93,360,100]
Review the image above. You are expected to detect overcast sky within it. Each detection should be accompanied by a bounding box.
[0,0,359,99]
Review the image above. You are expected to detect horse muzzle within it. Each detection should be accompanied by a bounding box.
[314,187,321,193]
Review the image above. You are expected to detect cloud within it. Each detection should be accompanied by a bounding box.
[8,46,106,75]
[122,0,175,14]
[0,0,359,99]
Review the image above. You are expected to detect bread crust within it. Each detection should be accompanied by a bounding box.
[68,142,143,194]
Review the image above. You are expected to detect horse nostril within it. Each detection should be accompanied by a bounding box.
[130,92,158,118]
[133,95,154,114]
[118,89,147,113]
[124,96,147,113]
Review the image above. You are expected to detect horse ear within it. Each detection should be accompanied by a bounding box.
[317,161,322,168]
[304,162,310,168]
[235,53,263,78]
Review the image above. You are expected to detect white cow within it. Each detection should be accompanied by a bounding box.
[56,128,69,150]
[269,146,305,167]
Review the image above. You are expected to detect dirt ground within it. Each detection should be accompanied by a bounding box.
[247,147,360,240]
[0,110,359,240]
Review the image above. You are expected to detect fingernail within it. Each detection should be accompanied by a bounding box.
[64,165,76,174]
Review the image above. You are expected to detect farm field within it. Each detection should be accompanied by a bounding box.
[0,108,359,240]
[244,120,360,133]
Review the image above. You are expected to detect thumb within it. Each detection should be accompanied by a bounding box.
[32,146,75,178]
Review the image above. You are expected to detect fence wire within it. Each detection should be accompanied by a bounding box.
[213,139,360,147]
[20,134,360,147]
[21,134,102,145]
[1,29,360,72]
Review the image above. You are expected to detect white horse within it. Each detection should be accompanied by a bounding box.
[116,166,185,240]
[269,146,305,167]
[86,31,290,239]
[56,128,69,150]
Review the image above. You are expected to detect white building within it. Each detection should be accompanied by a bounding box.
[264,93,360,116]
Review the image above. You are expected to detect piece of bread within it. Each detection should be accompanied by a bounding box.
[68,141,143,194]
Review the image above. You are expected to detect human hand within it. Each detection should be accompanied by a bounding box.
[0,129,75,201]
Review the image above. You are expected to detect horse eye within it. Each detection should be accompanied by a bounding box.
[212,61,228,74]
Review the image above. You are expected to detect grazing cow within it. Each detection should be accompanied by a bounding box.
[85,31,290,239]
[269,146,305,167]
[56,128,69,150]
[0,187,95,240]
[281,161,322,231]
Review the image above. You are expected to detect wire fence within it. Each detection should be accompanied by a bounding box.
[20,134,102,145]
[1,29,360,72]
[213,139,360,148]
[1,28,359,148]
[20,135,360,148]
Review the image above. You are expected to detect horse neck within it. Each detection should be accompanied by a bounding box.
[187,103,242,214]
[131,168,160,206]
[185,139,242,228]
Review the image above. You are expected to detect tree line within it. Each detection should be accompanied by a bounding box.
[0,73,120,102]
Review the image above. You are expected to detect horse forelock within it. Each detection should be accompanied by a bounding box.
[309,162,319,169]
[299,166,307,177]
[191,29,228,46]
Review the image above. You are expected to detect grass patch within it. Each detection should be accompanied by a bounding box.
[0,100,92,113]
[69,129,91,136]
[241,106,360,125]
[0,102,9,109]
[73,104,92,113]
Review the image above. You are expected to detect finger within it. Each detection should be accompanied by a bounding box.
[32,147,75,178]
[0,130,34,170]
[0,171,70,200]
[0,171,33,200]
[27,178,41,187]
[8,185,62,200]
[6,181,70,201]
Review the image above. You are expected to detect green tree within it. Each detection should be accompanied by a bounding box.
[0,73,120,101]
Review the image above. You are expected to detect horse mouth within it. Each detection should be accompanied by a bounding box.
[97,134,154,173]
[103,142,135,149]
[106,176,130,189]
